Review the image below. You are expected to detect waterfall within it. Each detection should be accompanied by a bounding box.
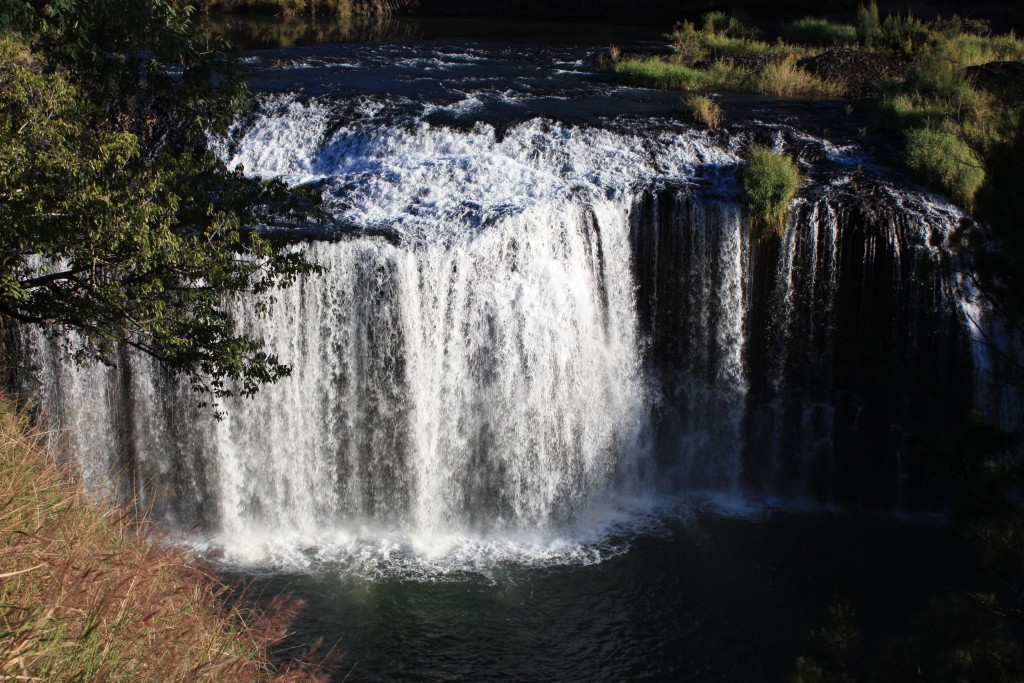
[20,88,977,563]
[630,195,751,491]
[24,197,651,540]
[630,180,972,507]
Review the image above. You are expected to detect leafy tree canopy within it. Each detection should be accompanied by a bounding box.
[0,2,321,404]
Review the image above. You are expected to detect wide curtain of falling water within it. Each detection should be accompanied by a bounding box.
[631,186,974,508]
[21,198,654,541]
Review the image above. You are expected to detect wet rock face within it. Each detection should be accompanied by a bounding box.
[798,49,909,99]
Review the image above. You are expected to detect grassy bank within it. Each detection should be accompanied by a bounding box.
[0,395,325,681]
[614,12,841,99]
[617,55,843,98]
[614,4,1024,214]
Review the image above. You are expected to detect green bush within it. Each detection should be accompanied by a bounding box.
[907,46,968,98]
[742,146,801,240]
[905,127,986,208]
[878,12,937,56]
[668,20,710,65]
[856,1,881,45]
[877,92,946,129]
[702,11,759,39]
[952,31,1024,66]
[783,17,858,47]
[702,31,778,59]
[668,16,777,65]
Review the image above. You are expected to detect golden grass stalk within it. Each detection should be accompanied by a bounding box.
[0,394,331,682]
[686,94,723,130]
[756,56,846,98]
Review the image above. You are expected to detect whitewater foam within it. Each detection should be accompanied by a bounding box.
[218,95,739,239]
[195,493,772,581]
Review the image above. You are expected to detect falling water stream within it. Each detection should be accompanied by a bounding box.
[20,25,986,680]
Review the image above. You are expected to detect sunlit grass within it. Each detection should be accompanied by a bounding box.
[686,94,722,129]
[0,394,326,682]
[742,146,801,240]
[756,56,845,98]
[616,58,750,92]
[617,55,841,99]
[905,126,985,208]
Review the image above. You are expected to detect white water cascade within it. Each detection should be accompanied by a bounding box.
[20,86,975,567]
[24,198,656,549]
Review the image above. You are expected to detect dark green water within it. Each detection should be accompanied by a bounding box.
[231,505,974,681]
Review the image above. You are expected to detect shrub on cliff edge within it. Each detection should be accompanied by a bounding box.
[905,127,986,208]
[742,146,801,240]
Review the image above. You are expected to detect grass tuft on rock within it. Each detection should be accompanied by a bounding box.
[686,94,722,129]
[757,56,845,98]
[742,146,801,240]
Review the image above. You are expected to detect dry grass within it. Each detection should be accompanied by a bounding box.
[756,56,846,98]
[0,394,330,682]
[616,58,749,92]
[686,94,722,130]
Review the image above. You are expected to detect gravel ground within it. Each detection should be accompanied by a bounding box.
[798,49,909,99]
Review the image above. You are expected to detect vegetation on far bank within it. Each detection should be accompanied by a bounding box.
[614,11,845,99]
[613,4,1024,213]
[205,11,416,48]
[617,55,843,98]
[0,393,329,681]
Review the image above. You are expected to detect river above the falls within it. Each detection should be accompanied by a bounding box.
[22,18,983,681]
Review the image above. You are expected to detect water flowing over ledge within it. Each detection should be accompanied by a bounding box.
[20,44,980,575]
